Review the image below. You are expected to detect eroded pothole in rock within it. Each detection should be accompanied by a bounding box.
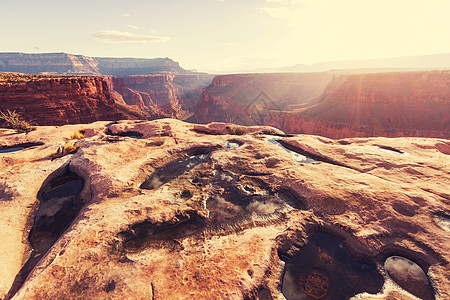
[118,212,205,252]
[106,130,143,139]
[0,142,44,154]
[223,140,243,150]
[384,256,434,300]
[433,213,450,232]
[140,153,210,190]
[281,232,384,300]
[258,135,318,164]
[205,171,305,231]
[374,145,408,156]
[5,170,85,300]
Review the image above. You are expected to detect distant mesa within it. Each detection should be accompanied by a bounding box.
[0,52,194,76]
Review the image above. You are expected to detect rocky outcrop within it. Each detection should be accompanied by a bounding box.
[0,73,146,126]
[0,119,449,299]
[0,53,191,76]
[196,71,450,139]
[195,73,335,125]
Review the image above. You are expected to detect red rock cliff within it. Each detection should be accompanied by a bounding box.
[195,73,335,125]
[104,77,167,119]
[0,73,145,126]
[265,71,450,138]
[196,71,450,138]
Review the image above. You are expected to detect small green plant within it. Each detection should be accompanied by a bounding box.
[226,126,245,135]
[0,109,36,133]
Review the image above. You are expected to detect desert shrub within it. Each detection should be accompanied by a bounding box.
[0,110,36,133]
[226,126,245,135]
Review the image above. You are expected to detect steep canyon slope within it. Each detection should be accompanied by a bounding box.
[195,73,335,124]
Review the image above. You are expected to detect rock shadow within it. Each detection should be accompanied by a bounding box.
[5,170,85,299]
[0,142,44,154]
[140,151,211,190]
[281,232,384,300]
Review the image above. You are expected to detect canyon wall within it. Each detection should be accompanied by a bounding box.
[0,72,213,127]
[265,71,450,138]
[195,72,335,125]
[104,77,167,119]
[123,74,214,118]
[0,73,146,126]
[196,71,450,138]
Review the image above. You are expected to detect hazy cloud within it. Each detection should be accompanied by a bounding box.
[91,30,170,43]
[127,24,139,30]
[259,0,307,21]
[259,6,294,18]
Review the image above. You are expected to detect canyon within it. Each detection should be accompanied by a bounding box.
[1,53,449,139]
[0,119,449,299]
[196,71,450,139]
[0,72,213,125]
[113,74,214,118]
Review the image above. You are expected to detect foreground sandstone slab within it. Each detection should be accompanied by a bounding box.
[0,119,448,299]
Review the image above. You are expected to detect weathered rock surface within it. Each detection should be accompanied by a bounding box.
[196,71,450,139]
[0,73,146,126]
[0,119,449,300]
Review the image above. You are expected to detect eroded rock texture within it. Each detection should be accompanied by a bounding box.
[0,119,449,300]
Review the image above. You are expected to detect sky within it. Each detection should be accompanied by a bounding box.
[0,0,449,73]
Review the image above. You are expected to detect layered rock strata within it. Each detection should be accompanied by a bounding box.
[0,73,146,126]
[0,53,190,76]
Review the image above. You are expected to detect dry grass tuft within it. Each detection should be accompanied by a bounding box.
[51,140,80,160]
[0,110,36,133]
[70,130,84,140]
